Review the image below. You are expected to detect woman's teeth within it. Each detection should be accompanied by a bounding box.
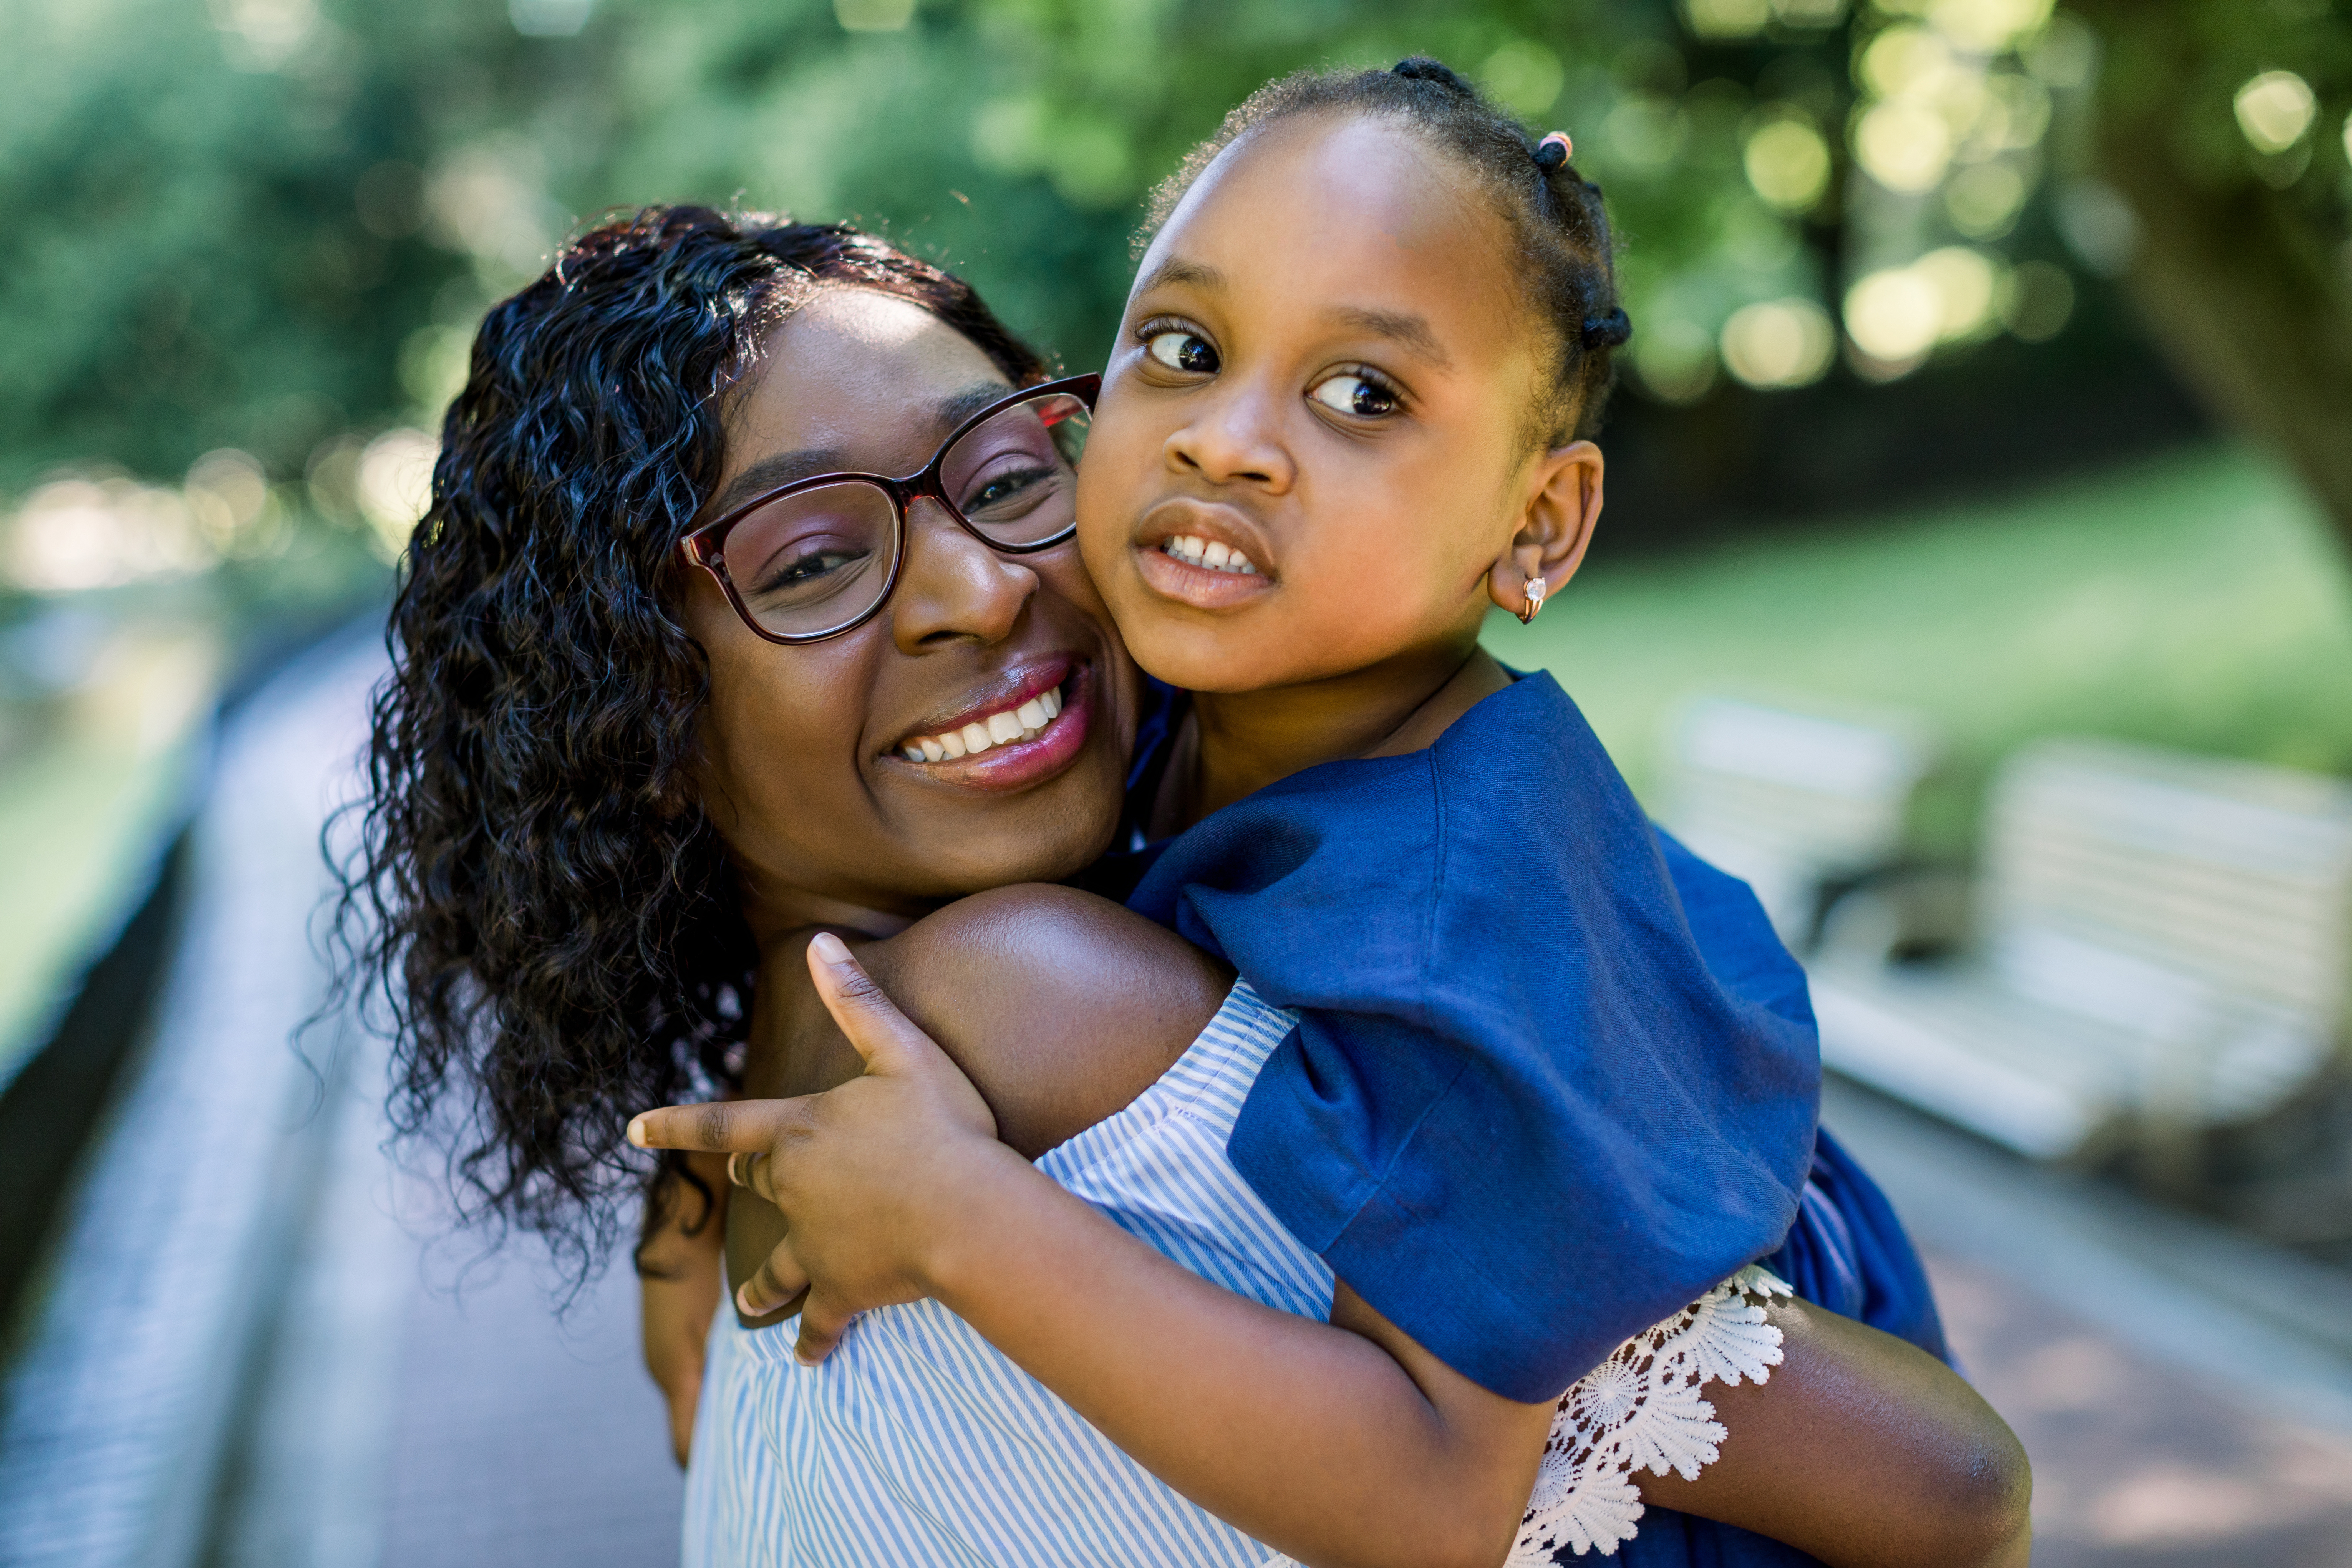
[1161,535,1259,575]
[900,683,1064,762]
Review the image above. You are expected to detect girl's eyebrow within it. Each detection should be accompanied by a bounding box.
[1324,305,1452,370]
[1134,255,1224,295]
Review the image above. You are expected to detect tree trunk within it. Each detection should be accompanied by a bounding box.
[2075,3,2352,557]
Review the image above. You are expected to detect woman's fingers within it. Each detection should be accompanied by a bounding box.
[629,1096,805,1156]
[736,1239,813,1319]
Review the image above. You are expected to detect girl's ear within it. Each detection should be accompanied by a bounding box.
[1486,440,1603,620]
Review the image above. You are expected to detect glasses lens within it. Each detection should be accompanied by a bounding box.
[718,481,897,639]
[939,391,1089,545]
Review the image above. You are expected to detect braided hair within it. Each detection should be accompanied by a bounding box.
[1144,56,1631,445]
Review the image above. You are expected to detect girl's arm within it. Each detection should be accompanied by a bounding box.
[635,1150,730,1466]
[635,893,2028,1568]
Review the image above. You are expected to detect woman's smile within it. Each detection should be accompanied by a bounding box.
[887,654,1096,790]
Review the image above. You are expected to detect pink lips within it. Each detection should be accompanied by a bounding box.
[887,659,1094,793]
[1131,499,1277,612]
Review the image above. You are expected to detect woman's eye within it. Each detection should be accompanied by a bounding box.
[759,547,863,593]
[1307,373,1400,419]
[1144,330,1218,375]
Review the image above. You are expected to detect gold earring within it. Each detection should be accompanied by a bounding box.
[1517,572,1547,625]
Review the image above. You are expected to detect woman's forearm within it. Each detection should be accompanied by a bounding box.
[917,1144,1547,1568]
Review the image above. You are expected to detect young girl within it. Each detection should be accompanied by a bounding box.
[638,59,2016,1567]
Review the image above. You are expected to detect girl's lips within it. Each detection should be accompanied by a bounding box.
[1134,541,1276,611]
[886,662,1095,793]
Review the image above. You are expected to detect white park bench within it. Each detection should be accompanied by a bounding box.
[1659,695,1943,946]
[1810,738,2352,1163]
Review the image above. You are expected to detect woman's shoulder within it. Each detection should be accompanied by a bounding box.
[863,885,1236,1158]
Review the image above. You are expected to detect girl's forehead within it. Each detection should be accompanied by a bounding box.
[1148,114,1520,330]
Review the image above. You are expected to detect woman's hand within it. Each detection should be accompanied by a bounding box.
[629,932,1022,1362]
[635,1150,730,1466]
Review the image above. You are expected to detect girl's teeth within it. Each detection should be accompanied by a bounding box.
[1164,536,1258,576]
[900,682,1067,763]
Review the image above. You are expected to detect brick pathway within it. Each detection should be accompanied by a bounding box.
[1929,1251,2352,1567]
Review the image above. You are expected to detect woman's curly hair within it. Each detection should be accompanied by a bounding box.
[334,205,1047,1280]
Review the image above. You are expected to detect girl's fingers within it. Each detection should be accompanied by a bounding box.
[736,1241,812,1319]
[629,1096,809,1155]
[791,1286,855,1366]
[805,932,933,1074]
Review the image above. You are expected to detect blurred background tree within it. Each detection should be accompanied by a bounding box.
[8,0,2346,571]
[2069,0,2352,555]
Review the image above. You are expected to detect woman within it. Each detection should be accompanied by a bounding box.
[345,205,2024,1567]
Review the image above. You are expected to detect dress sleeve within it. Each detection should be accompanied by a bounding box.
[1510,1266,1794,1562]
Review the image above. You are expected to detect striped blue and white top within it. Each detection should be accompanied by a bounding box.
[681,980,1327,1568]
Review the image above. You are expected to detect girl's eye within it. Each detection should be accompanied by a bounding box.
[1307,372,1400,419]
[1144,330,1218,375]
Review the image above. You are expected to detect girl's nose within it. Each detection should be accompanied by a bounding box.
[1162,383,1294,493]
[888,499,1038,651]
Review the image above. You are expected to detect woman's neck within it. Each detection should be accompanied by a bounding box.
[737,878,923,959]
[1163,637,1510,832]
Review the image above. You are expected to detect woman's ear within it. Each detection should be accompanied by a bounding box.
[1486,441,1604,621]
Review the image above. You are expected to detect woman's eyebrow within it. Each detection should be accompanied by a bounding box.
[709,449,847,515]
[708,382,1013,514]
[1323,305,1452,370]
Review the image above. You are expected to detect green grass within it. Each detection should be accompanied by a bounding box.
[1487,445,2352,857]
[0,630,215,1091]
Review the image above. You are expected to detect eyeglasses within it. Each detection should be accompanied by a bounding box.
[679,374,1099,645]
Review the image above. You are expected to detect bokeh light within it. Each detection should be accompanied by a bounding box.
[3,477,214,593]
[1680,0,1771,40]
[1845,266,1945,364]
[1854,98,1956,192]
[1480,40,1563,119]
[1744,114,1834,212]
[354,430,438,562]
[1720,298,1838,388]
[2234,71,2317,155]
[1632,318,1721,404]
[1945,161,2029,237]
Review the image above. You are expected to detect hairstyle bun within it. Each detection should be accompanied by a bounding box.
[1389,57,1474,95]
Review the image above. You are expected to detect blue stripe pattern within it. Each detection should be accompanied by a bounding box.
[683,981,1329,1566]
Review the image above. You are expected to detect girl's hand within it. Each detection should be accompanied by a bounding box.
[628,932,1021,1363]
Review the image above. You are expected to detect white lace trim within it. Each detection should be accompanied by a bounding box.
[1509,1265,1792,1561]
[1256,1266,1789,1568]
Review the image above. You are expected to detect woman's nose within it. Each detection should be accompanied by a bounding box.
[1162,382,1294,492]
[888,500,1037,651]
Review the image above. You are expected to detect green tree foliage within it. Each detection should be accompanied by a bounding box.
[2,0,2345,555]
[2069,0,2352,555]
